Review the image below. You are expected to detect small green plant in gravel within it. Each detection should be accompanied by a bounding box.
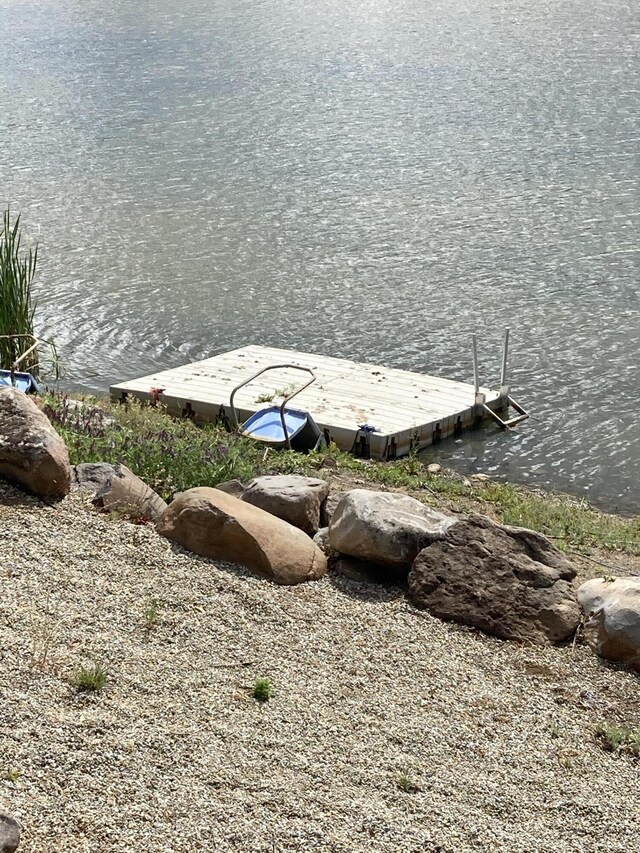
[144,598,161,633]
[3,768,21,783]
[72,664,107,693]
[252,677,272,702]
[595,723,640,757]
[396,771,420,793]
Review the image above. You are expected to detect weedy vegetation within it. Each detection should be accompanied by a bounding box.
[72,664,108,693]
[0,207,37,372]
[396,771,420,793]
[3,768,21,784]
[144,598,161,634]
[252,677,272,703]
[595,723,640,757]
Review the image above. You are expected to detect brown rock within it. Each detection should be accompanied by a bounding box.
[0,387,71,499]
[0,811,20,853]
[408,514,580,645]
[313,526,331,554]
[157,487,327,585]
[241,474,329,535]
[92,463,167,521]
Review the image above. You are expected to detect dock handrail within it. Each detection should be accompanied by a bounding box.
[229,364,316,450]
[0,334,42,377]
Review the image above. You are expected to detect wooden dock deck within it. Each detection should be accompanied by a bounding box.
[110,345,509,459]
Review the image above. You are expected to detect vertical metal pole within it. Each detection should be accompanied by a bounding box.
[500,327,510,394]
[472,333,479,397]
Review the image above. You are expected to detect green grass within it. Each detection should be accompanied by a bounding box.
[43,392,311,502]
[144,598,161,634]
[3,768,21,784]
[252,677,272,702]
[42,391,640,555]
[0,207,38,373]
[72,664,108,693]
[396,771,419,793]
[476,481,640,554]
[595,723,640,757]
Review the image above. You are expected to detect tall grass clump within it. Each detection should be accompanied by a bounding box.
[0,207,38,374]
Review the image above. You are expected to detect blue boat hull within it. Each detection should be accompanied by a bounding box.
[241,405,321,449]
[0,370,40,394]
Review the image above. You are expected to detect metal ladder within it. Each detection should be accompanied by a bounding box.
[471,329,530,430]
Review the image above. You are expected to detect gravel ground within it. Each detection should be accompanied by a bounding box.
[0,481,639,853]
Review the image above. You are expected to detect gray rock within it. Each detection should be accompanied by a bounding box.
[328,489,456,571]
[320,492,346,527]
[0,811,20,853]
[92,463,167,522]
[65,398,119,431]
[72,462,117,494]
[241,474,330,536]
[577,576,640,669]
[426,463,442,475]
[214,479,245,498]
[157,487,327,585]
[0,387,71,500]
[313,526,331,554]
[408,514,580,645]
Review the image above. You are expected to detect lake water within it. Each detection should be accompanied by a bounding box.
[1,0,638,511]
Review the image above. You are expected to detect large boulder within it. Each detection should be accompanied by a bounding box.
[156,487,327,585]
[408,514,580,645]
[0,387,71,500]
[241,475,329,535]
[328,489,456,571]
[0,811,20,853]
[90,463,167,522]
[577,577,640,669]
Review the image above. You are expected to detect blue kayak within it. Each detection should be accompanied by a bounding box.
[242,406,309,444]
[0,370,40,394]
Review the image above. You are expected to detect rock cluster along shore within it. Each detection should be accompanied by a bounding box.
[1,385,639,660]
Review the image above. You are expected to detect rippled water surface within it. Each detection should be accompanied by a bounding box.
[1,0,639,510]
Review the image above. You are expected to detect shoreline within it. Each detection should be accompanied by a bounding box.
[40,390,640,563]
[52,380,638,522]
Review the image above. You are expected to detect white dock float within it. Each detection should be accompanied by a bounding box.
[110,345,514,460]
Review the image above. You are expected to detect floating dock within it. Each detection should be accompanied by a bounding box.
[110,344,527,460]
